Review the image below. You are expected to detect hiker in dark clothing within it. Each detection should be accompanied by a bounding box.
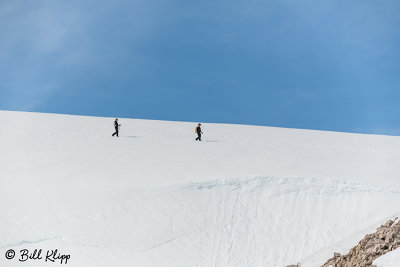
[195,123,203,141]
[112,118,121,137]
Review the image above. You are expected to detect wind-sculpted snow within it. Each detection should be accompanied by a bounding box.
[1,111,400,266]
[2,176,400,266]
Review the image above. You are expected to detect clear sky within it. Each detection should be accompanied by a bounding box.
[1,0,399,135]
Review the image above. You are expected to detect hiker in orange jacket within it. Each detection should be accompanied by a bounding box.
[195,123,203,141]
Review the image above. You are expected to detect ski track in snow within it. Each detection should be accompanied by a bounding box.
[0,236,63,249]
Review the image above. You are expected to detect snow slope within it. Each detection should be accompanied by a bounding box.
[1,110,400,267]
[374,247,400,266]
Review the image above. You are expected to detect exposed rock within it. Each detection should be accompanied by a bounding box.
[321,219,400,267]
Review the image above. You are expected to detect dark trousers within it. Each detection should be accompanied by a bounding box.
[112,127,119,137]
[195,133,201,141]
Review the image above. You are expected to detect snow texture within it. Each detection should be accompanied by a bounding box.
[1,110,400,267]
[374,247,400,266]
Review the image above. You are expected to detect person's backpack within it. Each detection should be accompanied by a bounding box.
[195,127,198,133]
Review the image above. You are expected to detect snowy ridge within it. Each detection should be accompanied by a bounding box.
[1,111,400,266]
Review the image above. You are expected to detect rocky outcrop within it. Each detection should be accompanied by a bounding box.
[322,218,400,267]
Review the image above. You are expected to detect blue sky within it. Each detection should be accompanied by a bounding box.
[1,0,399,134]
